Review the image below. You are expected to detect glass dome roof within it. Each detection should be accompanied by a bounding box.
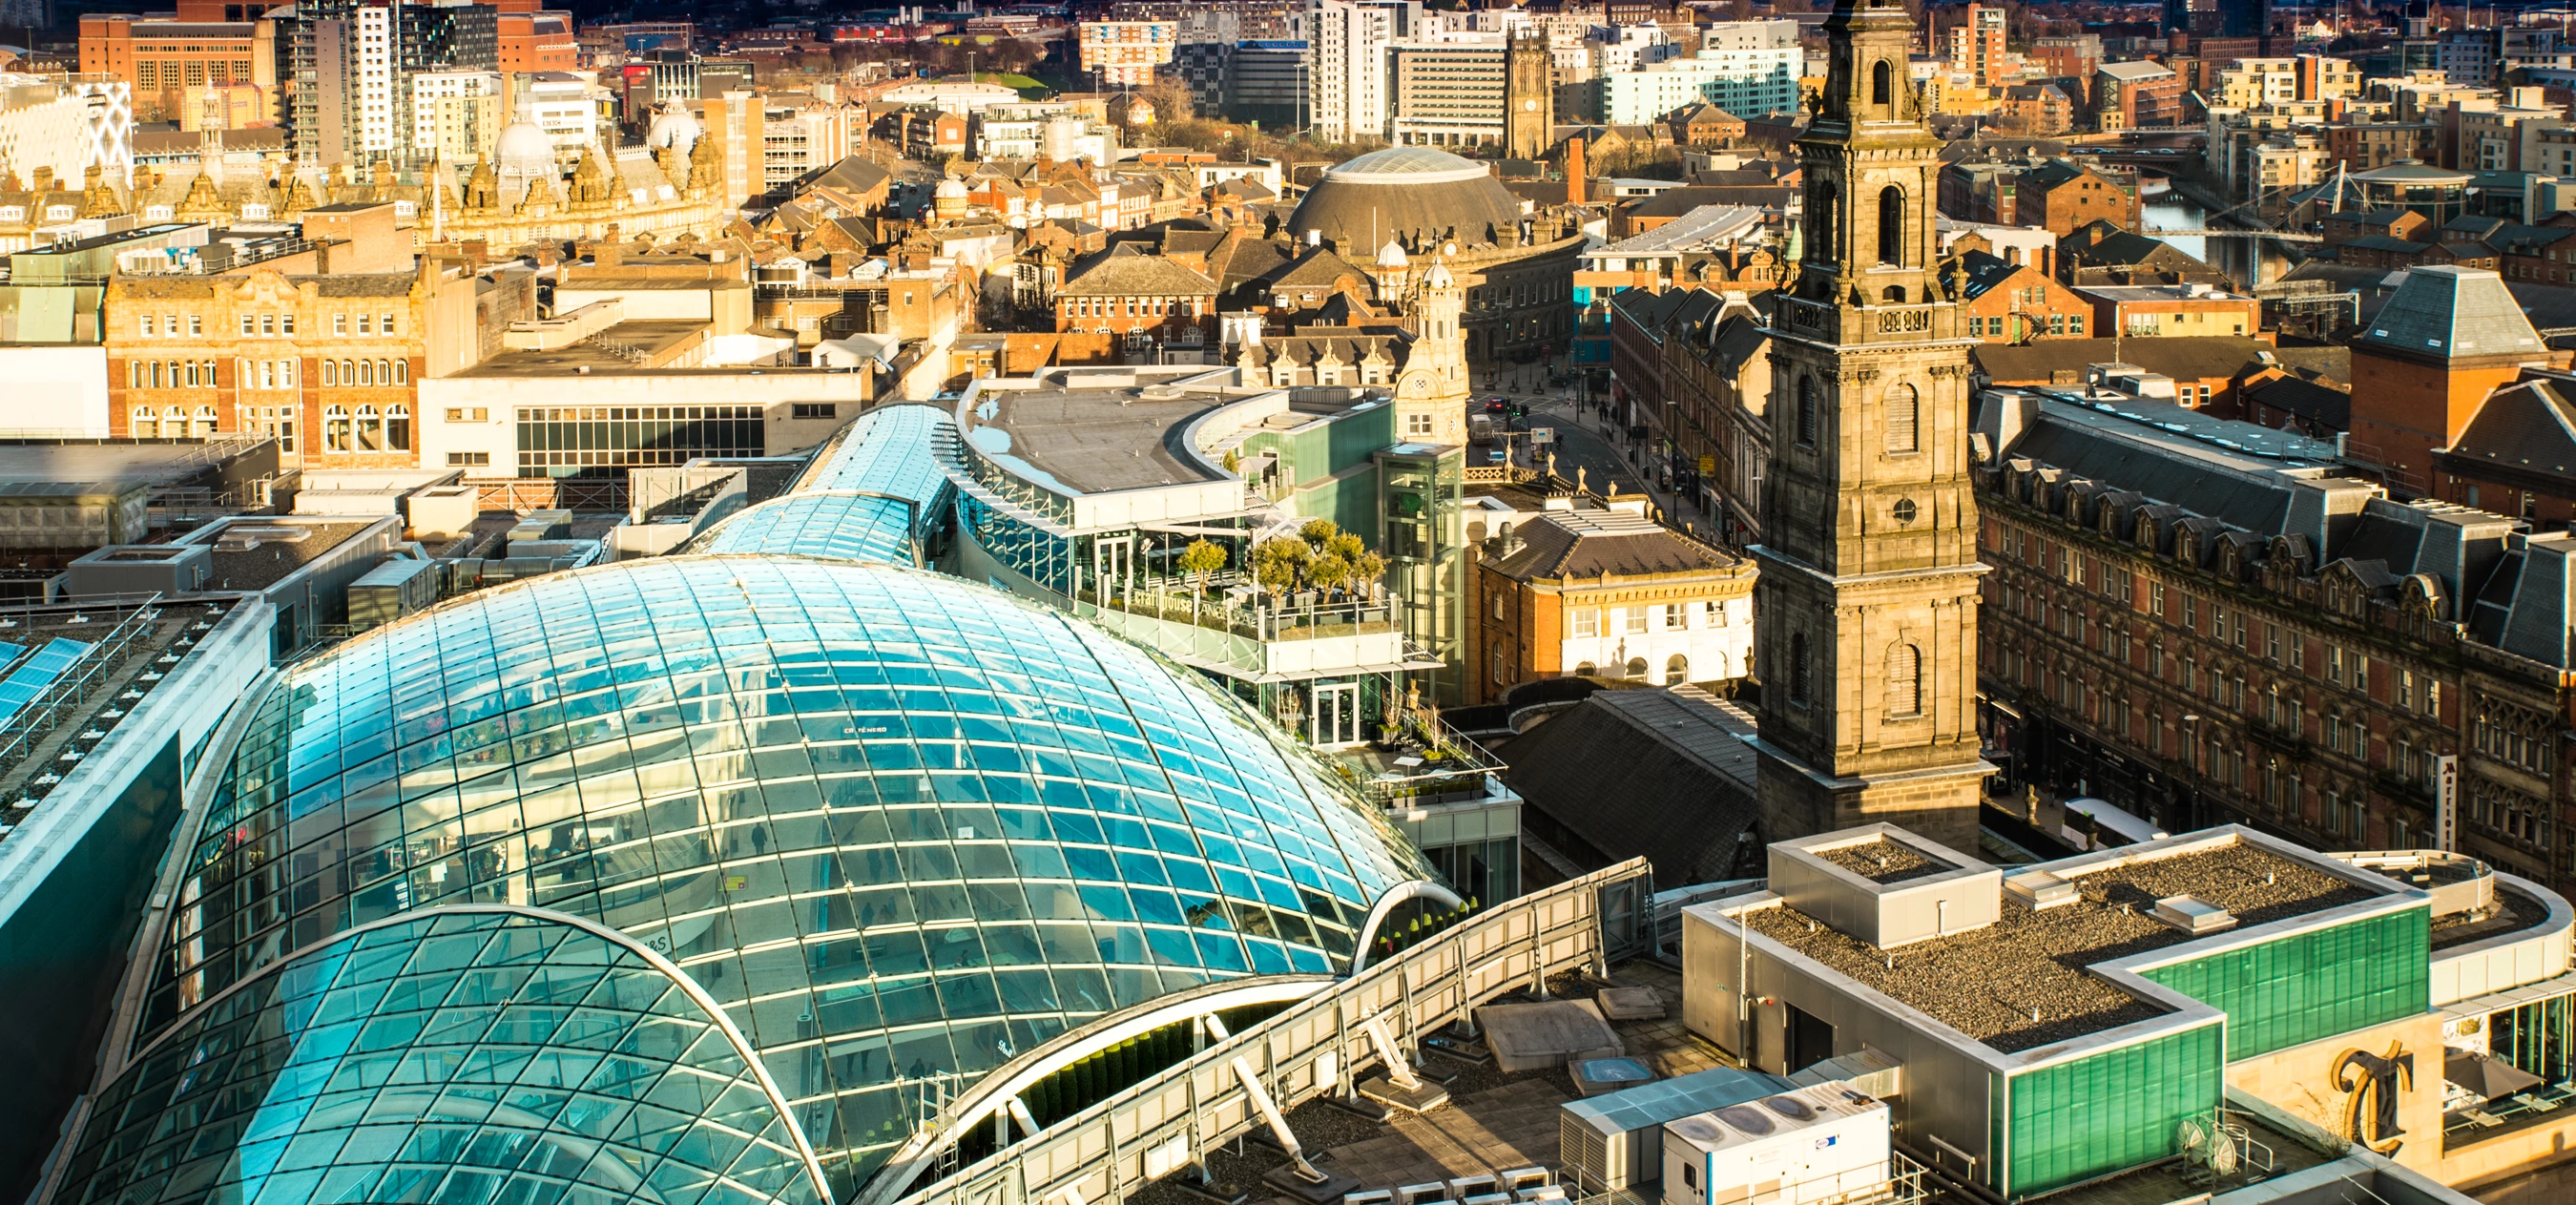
[57,909,829,1205]
[138,556,1435,1191]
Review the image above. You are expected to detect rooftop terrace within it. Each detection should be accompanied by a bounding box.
[1749,843,2380,1052]
[967,382,1229,494]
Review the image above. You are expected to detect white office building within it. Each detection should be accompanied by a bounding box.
[514,72,601,160]
[1307,0,1421,143]
[410,71,500,161]
[1595,21,1799,124]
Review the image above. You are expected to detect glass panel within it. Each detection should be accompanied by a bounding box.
[55,910,826,1205]
[2139,908,2431,1060]
[2005,1023,2222,1196]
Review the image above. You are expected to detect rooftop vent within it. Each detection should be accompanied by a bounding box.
[213,526,315,553]
[2151,894,2237,936]
[1133,384,1186,403]
[2004,870,2078,910]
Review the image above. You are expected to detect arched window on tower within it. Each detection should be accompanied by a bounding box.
[1879,186,1905,265]
[1885,384,1919,453]
[1796,375,1818,446]
[1872,59,1892,108]
[1888,643,1922,717]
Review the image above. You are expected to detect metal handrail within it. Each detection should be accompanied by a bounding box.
[873,859,1652,1205]
[0,596,172,792]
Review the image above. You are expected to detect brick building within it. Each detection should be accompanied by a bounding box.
[1976,388,2576,893]
[106,267,438,468]
[2092,59,2182,131]
[1468,496,1755,703]
[2075,281,2260,340]
[1957,250,2093,341]
[2346,266,2556,498]
[1049,243,1218,347]
[2433,370,2576,528]
[2018,159,2143,237]
[79,12,274,124]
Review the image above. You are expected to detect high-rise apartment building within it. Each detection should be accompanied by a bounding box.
[1594,20,1798,123]
[279,0,501,169]
[1079,21,1177,89]
[1307,0,1418,143]
[408,68,498,160]
[1948,2,2006,87]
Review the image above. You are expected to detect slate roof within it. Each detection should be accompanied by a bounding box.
[1973,336,2275,385]
[1499,684,1761,883]
[1054,243,1217,297]
[2354,266,2546,362]
[2246,375,2351,427]
[2508,282,2576,336]
[2441,377,2576,489]
[1486,507,1741,581]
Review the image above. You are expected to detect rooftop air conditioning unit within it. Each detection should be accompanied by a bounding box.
[1661,1085,1892,1205]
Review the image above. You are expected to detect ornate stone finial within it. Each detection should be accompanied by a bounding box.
[1577,466,1588,493]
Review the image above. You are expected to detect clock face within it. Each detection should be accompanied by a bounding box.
[1523,98,1538,111]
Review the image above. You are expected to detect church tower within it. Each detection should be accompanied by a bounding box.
[1505,30,1553,161]
[1753,0,1989,851]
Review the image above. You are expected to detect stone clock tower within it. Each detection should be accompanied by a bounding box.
[1505,30,1552,161]
[1752,0,1989,851]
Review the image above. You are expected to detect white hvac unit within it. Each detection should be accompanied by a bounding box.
[1660,1084,1892,1205]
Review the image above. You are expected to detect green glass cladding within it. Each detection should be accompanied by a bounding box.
[2139,906,2431,1061]
[56,909,828,1205]
[142,557,1436,1187]
[2005,1024,2221,1197]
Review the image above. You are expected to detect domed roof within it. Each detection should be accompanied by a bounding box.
[645,103,703,153]
[137,555,1438,1187]
[493,120,553,177]
[936,176,969,199]
[1288,147,1525,255]
[1377,239,1408,267]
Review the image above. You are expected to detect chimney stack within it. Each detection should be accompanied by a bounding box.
[1566,137,1588,205]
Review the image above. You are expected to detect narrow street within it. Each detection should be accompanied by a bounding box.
[1470,362,1731,547]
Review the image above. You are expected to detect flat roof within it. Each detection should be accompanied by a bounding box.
[195,520,384,591]
[0,440,264,489]
[1815,838,1949,884]
[457,321,713,375]
[0,595,248,821]
[1748,843,2381,1052]
[969,384,1226,494]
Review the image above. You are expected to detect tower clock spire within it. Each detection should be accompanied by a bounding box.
[1753,0,1991,850]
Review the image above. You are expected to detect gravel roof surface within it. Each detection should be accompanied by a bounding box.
[1816,839,1947,884]
[1749,843,2382,1052]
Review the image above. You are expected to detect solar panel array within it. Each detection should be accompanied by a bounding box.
[0,637,91,722]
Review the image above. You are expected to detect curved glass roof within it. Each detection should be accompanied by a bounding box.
[57,908,828,1205]
[800,405,958,499]
[696,405,961,565]
[138,556,1433,1191]
[697,492,924,565]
